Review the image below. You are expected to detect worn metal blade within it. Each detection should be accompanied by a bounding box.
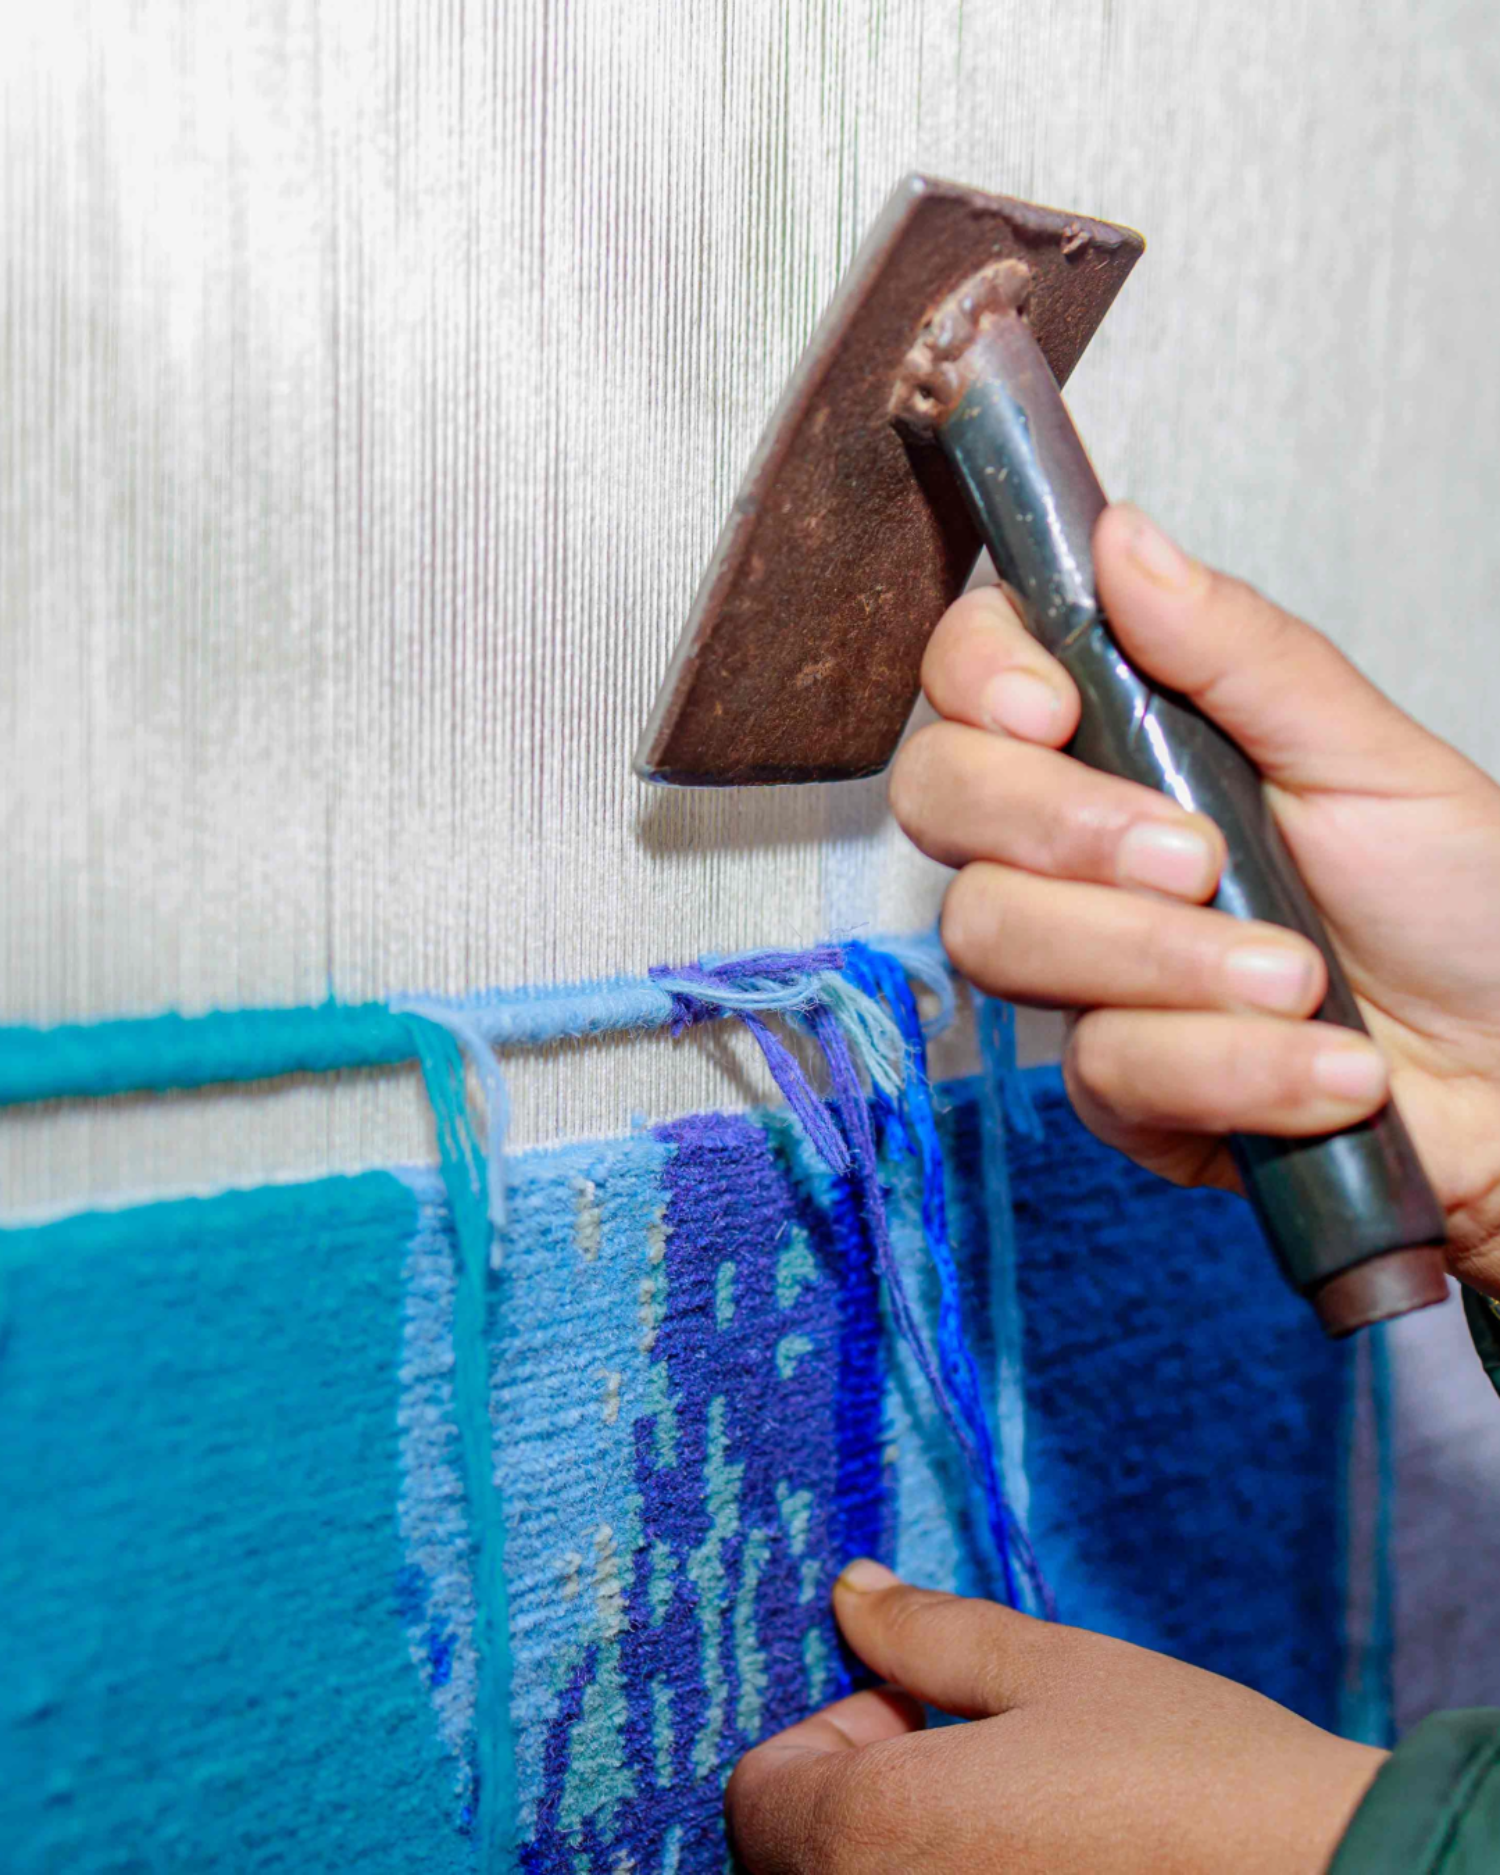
[636,174,1143,785]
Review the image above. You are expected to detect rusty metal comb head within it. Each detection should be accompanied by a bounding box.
[635,174,1143,786]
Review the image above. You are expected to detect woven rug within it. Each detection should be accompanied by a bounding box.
[0,1058,1360,1872]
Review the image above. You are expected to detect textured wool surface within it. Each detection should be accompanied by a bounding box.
[0,1174,473,1873]
[1,1069,1354,1872]
[1010,1070,1349,1726]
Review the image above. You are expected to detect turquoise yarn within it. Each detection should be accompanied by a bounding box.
[403,1019,520,1865]
[0,1003,415,1105]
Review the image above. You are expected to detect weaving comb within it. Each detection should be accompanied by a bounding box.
[637,174,1449,1336]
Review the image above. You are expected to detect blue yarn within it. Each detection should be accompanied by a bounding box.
[971,997,1036,1592]
[1369,1326,1397,1742]
[648,945,1043,1605]
[401,1017,519,1868]
[976,995,1045,1142]
[0,943,1056,1622]
[859,927,956,1039]
[844,945,1050,1612]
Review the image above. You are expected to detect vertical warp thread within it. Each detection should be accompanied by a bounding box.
[400,1016,518,1865]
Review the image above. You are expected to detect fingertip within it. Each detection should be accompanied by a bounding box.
[1310,1036,1390,1114]
[835,1557,901,1595]
[921,582,1080,742]
[730,1687,924,1789]
[980,667,1072,745]
[1116,812,1224,901]
[1065,1008,1394,1142]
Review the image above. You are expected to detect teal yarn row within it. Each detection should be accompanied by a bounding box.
[0,1165,417,1274]
[0,1002,416,1106]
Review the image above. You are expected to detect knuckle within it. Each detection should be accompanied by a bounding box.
[1268,1031,1326,1113]
[1209,568,1303,661]
[874,1583,939,1650]
[919,601,971,695]
[1065,1012,1118,1104]
[1217,1020,1279,1102]
[724,1754,813,1875]
[939,865,1001,975]
[1160,916,1230,1007]
[887,722,950,831]
[796,1762,876,1874]
[1188,1023,1270,1131]
[819,1748,914,1866]
[1062,802,1129,884]
[725,1745,910,1875]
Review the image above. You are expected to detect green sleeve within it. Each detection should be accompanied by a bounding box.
[1328,1293,1500,1869]
[1329,1711,1500,1872]
[1462,1283,1500,1397]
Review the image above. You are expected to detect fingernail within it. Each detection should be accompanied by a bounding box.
[1312,1039,1389,1105]
[837,1558,900,1594]
[981,669,1062,740]
[1224,945,1316,1014]
[1117,821,1215,897]
[1121,505,1197,592]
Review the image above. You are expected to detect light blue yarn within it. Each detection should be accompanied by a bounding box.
[976,995,1044,1141]
[0,947,943,1114]
[860,927,956,1038]
[395,977,675,1046]
[397,1002,516,1242]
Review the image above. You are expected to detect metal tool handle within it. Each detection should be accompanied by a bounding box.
[932,310,1448,1334]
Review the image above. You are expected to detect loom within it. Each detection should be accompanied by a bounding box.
[7,7,1500,1871]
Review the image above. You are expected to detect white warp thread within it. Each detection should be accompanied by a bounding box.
[3,0,1499,1209]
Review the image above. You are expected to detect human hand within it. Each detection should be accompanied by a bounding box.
[888,502,1500,1296]
[727,1562,1384,1874]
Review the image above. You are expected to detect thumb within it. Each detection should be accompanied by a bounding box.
[832,1560,1063,1719]
[1092,503,1451,796]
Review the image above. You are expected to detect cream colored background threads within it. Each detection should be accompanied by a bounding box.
[4,0,1498,1209]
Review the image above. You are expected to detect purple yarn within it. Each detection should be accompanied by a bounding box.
[651,954,852,1174]
[738,1013,850,1176]
[650,944,1050,1612]
[654,949,843,1008]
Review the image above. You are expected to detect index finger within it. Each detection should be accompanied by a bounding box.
[921,583,1081,746]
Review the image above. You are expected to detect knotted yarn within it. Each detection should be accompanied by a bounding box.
[652,941,1047,1610]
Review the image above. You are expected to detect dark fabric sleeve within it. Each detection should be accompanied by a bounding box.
[1329,1710,1500,1873]
[1462,1283,1500,1398]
